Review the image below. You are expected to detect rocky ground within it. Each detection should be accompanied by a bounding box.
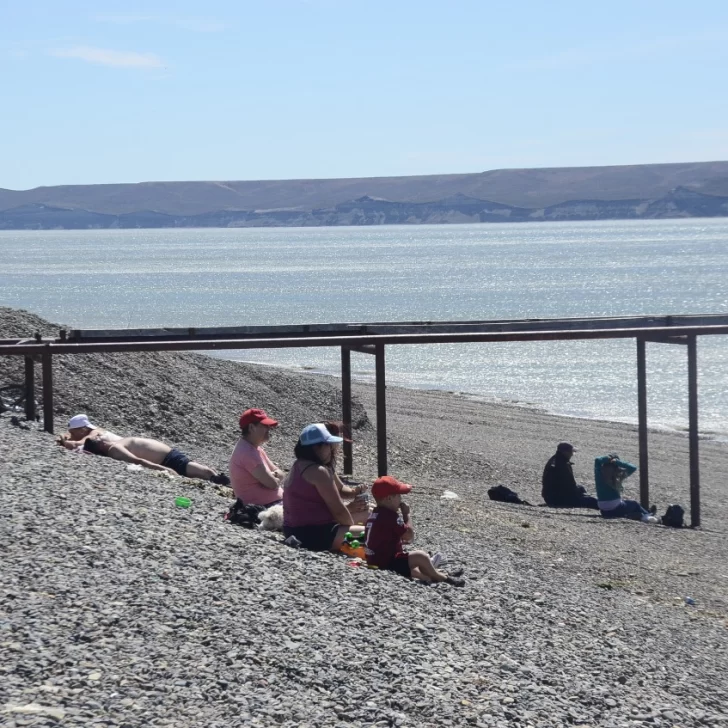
[2,307,727,727]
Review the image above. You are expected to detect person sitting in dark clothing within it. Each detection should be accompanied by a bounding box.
[542,442,598,509]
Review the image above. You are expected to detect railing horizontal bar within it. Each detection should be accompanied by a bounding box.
[643,335,689,345]
[2,324,728,356]
[0,338,46,345]
[68,324,367,341]
[65,313,728,342]
[365,315,728,335]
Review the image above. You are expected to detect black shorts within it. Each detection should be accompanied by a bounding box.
[387,554,412,579]
[283,522,339,552]
[161,448,191,477]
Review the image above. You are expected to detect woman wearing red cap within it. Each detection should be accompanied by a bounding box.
[229,408,285,507]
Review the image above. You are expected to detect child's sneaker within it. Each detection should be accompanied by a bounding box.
[431,552,447,568]
[211,473,231,486]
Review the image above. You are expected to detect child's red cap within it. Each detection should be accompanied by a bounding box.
[371,475,413,500]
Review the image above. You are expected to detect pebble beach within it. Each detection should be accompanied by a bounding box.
[1,306,727,728]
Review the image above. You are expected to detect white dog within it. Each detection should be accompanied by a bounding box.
[257,504,284,531]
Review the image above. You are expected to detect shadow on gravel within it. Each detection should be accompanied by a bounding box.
[485,502,603,520]
[532,509,604,520]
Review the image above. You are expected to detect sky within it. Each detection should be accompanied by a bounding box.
[2,0,728,190]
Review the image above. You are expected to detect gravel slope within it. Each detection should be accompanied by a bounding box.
[2,307,728,728]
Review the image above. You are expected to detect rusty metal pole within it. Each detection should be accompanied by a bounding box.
[340,346,353,475]
[374,343,387,476]
[687,335,700,527]
[41,348,54,433]
[24,356,36,420]
[636,338,649,509]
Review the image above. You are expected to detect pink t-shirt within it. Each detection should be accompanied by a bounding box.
[229,439,282,506]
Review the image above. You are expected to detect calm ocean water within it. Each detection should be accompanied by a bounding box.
[1,220,727,435]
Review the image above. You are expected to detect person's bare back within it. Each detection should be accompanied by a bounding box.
[98,437,180,475]
[82,434,229,483]
[109,437,172,464]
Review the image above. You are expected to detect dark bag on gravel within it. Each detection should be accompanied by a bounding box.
[487,484,531,506]
[224,499,268,529]
[661,504,685,528]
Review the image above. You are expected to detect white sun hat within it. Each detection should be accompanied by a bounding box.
[68,414,96,430]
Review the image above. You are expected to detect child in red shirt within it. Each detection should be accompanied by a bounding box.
[364,476,464,586]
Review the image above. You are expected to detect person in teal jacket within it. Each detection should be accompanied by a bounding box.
[594,453,656,522]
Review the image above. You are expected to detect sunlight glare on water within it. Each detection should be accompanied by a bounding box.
[1,219,727,434]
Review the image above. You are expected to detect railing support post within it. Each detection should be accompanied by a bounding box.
[24,356,36,420]
[42,348,54,433]
[636,338,649,509]
[375,343,387,476]
[340,346,353,475]
[687,335,700,527]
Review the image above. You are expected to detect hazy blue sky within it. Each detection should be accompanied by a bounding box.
[2,0,728,189]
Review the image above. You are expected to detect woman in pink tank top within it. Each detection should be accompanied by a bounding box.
[283,423,366,551]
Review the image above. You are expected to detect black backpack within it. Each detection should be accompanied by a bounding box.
[224,499,268,529]
[487,484,531,506]
[662,504,685,528]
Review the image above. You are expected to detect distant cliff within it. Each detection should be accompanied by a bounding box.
[2,162,728,230]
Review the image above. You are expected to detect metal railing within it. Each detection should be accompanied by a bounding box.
[3,313,728,527]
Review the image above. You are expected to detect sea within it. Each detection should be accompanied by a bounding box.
[1,219,727,437]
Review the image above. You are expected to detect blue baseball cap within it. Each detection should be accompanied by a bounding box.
[299,423,343,446]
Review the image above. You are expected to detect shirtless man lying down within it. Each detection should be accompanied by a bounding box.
[83,435,229,485]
